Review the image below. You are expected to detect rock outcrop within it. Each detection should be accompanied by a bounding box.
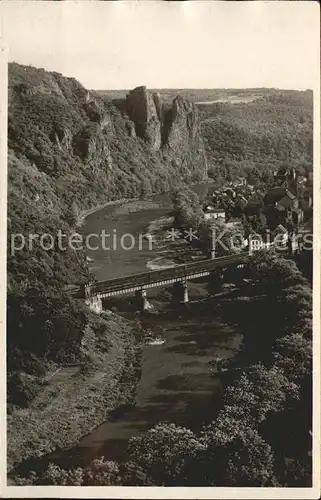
[162,95,208,180]
[124,85,207,178]
[126,86,162,150]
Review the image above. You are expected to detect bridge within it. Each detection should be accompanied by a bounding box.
[71,252,251,312]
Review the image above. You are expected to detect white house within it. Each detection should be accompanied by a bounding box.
[274,224,289,246]
[203,205,226,221]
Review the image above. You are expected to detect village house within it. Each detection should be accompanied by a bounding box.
[297,174,307,185]
[248,232,273,254]
[245,200,263,217]
[274,167,287,186]
[203,204,226,222]
[223,187,236,199]
[225,218,242,229]
[237,194,248,207]
[264,187,299,210]
[273,224,289,247]
[250,188,265,202]
[299,190,313,212]
[264,187,299,228]
[233,176,247,187]
[292,207,304,226]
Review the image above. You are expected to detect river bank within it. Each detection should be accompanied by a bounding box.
[10,295,243,480]
[76,180,215,227]
[76,197,140,227]
[79,183,213,281]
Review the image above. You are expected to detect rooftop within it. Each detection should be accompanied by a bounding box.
[203,205,225,213]
[276,224,288,233]
[265,187,296,203]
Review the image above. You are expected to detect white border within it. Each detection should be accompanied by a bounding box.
[0,41,8,499]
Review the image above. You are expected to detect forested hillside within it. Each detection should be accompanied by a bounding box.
[7,64,313,479]
[200,90,313,182]
[8,61,207,374]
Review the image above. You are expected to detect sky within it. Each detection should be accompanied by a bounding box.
[0,1,319,90]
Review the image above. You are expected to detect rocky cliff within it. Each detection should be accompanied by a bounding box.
[8,63,207,216]
[126,86,162,149]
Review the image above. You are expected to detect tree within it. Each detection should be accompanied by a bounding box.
[247,251,307,297]
[200,219,245,257]
[82,458,121,485]
[171,186,204,230]
[279,285,312,333]
[247,364,299,422]
[14,458,153,486]
[209,365,299,431]
[202,420,276,486]
[128,423,205,485]
[41,463,85,486]
[273,334,312,382]
[217,429,276,486]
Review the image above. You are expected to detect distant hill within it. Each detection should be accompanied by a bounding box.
[98,87,313,184]
[97,87,311,106]
[199,89,313,182]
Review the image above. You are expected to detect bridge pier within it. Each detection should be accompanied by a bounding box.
[85,295,103,314]
[179,279,189,303]
[135,288,152,312]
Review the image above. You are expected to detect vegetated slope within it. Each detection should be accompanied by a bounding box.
[200,90,313,182]
[7,151,141,470]
[9,63,207,211]
[7,310,141,473]
[7,148,141,472]
[7,62,207,379]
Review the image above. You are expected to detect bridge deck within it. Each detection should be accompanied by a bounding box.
[72,252,249,298]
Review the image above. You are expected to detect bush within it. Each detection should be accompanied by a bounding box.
[7,372,42,407]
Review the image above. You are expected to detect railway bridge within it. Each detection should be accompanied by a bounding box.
[70,252,251,312]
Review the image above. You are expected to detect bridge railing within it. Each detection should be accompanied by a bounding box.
[88,252,250,296]
[70,240,278,299]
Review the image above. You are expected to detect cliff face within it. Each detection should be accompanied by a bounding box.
[126,86,162,150]
[8,63,208,215]
[124,85,207,178]
[162,95,207,180]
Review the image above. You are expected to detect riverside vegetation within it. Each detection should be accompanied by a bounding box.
[13,250,312,486]
[7,63,313,485]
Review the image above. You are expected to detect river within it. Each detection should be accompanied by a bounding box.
[71,183,242,465]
